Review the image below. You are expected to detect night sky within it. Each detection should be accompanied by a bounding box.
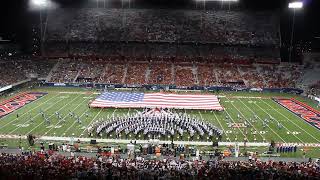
[0,0,319,52]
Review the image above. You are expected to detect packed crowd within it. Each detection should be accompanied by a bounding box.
[126,62,149,86]
[103,63,126,84]
[0,59,55,88]
[0,152,319,179]
[0,56,302,89]
[45,42,280,62]
[50,60,79,83]
[175,65,197,87]
[89,108,223,139]
[148,62,173,85]
[48,58,303,89]
[45,9,279,46]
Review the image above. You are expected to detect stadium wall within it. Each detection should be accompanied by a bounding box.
[44,82,303,94]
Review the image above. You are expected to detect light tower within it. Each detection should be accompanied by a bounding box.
[30,0,48,56]
[288,1,303,62]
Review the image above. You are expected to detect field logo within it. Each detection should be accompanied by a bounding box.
[0,92,47,118]
[274,98,320,130]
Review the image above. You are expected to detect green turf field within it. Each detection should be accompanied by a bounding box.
[0,87,320,145]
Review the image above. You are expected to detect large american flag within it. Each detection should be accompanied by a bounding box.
[90,92,223,110]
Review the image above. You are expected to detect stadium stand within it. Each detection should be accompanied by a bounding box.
[296,59,320,96]
[197,64,217,86]
[0,4,320,180]
[45,9,279,46]
[125,62,149,85]
[1,2,320,179]
[102,62,126,84]
[0,152,319,179]
[0,8,286,89]
[0,59,55,87]
[174,65,196,87]
[50,59,79,83]
[0,57,304,89]
[148,61,174,85]
[47,58,303,89]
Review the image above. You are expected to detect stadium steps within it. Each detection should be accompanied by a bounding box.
[237,65,250,87]
[213,67,219,83]
[192,64,199,85]
[298,68,320,86]
[73,70,81,83]
[145,64,151,83]
[122,63,128,84]
[46,60,60,82]
[98,65,106,83]
[171,63,175,84]
[255,65,269,87]
[296,67,320,94]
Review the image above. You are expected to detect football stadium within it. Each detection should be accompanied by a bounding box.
[0,0,320,179]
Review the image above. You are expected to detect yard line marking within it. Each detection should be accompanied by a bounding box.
[62,110,88,136]
[262,99,320,143]
[226,97,265,141]
[0,93,59,130]
[127,108,131,116]
[222,101,247,142]
[24,94,82,136]
[237,98,286,143]
[59,92,99,95]
[198,111,204,121]
[8,94,65,134]
[80,108,118,137]
[79,108,103,137]
[254,99,303,143]
[62,94,95,135]
[199,111,231,142]
[44,96,89,136]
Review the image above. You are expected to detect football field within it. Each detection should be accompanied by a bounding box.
[0,87,320,145]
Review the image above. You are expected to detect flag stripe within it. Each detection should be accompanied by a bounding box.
[90,92,224,110]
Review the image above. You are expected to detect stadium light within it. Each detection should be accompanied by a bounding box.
[288,1,303,62]
[30,0,57,10]
[31,0,47,7]
[288,1,303,9]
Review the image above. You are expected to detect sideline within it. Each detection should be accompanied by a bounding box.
[1,134,320,147]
